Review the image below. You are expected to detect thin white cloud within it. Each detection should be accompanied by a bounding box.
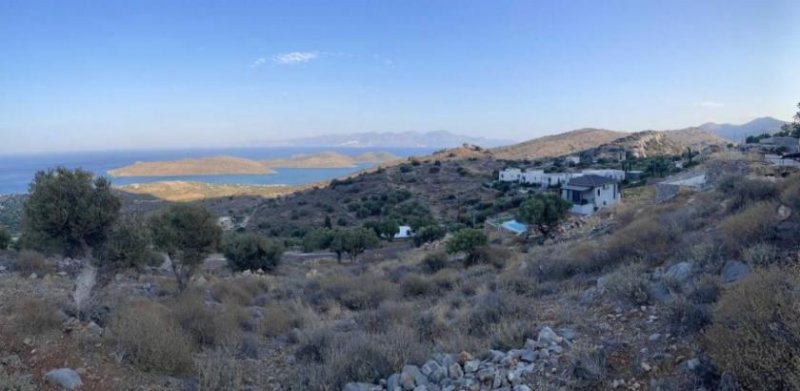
[273,51,319,64]
[698,100,725,108]
[251,57,267,68]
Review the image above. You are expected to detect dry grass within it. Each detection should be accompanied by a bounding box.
[720,201,777,252]
[109,300,195,375]
[705,268,800,390]
[15,250,53,276]
[171,290,244,346]
[12,297,61,335]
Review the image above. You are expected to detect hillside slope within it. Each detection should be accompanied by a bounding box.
[700,117,786,141]
[491,128,627,160]
[605,127,727,158]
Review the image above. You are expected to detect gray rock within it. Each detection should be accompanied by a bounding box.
[513,386,532,391]
[44,368,83,390]
[489,349,507,363]
[537,326,562,345]
[646,281,672,303]
[87,321,103,338]
[558,328,575,341]
[596,275,611,290]
[422,360,447,383]
[343,383,378,391]
[448,362,463,379]
[520,350,538,363]
[721,261,749,283]
[387,374,401,391]
[648,333,661,342]
[664,262,692,283]
[463,360,480,373]
[685,358,702,371]
[401,365,427,389]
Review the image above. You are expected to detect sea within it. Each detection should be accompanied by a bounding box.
[0,147,435,195]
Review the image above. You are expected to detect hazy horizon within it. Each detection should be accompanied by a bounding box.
[1,0,798,154]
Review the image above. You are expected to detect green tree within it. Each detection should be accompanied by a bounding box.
[21,167,120,256]
[149,205,221,291]
[413,225,446,247]
[365,219,400,240]
[222,233,283,272]
[93,218,156,275]
[302,228,334,252]
[516,192,572,236]
[446,228,487,263]
[340,227,379,261]
[0,226,10,250]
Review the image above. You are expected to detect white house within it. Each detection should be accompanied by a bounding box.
[498,168,522,182]
[394,225,414,239]
[519,170,544,185]
[582,169,626,182]
[565,155,581,165]
[542,172,578,187]
[560,174,620,215]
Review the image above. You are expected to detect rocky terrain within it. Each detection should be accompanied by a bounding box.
[492,128,627,160]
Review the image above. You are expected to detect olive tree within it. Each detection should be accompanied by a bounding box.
[94,218,156,275]
[21,167,120,256]
[446,228,487,264]
[516,192,572,236]
[149,205,221,291]
[222,233,284,272]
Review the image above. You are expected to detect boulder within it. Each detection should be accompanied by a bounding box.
[343,383,378,391]
[646,281,672,303]
[400,365,427,389]
[663,262,692,284]
[463,360,480,373]
[720,261,749,283]
[44,368,83,390]
[448,362,463,379]
[537,326,562,345]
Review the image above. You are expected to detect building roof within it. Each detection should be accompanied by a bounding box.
[762,137,799,147]
[566,174,617,187]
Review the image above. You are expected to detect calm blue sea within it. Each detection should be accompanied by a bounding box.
[0,147,434,195]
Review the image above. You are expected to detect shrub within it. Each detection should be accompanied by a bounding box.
[110,300,194,375]
[720,202,777,252]
[516,192,572,235]
[446,229,488,265]
[223,233,284,272]
[413,225,446,247]
[470,245,511,269]
[0,367,36,391]
[260,303,296,337]
[400,274,435,297]
[605,264,649,306]
[309,274,396,311]
[13,298,61,335]
[0,226,10,250]
[196,348,244,391]
[666,297,711,335]
[741,242,779,267]
[420,251,448,273]
[604,218,671,262]
[171,290,242,346]
[718,176,779,211]
[93,218,154,274]
[14,250,53,276]
[705,268,800,390]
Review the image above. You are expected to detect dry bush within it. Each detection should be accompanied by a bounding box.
[420,251,449,273]
[171,290,243,346]
[779,175,800,210]
[605,264,649,306]
[429,268,459,292]
[356,300,413,333]
[400,273,435,297]
[720,202,777,252]
[260,302,305,337]
[717,175,779,211]
[470,245,511,269]
[307,273,396,311]
[15,250,53,276]
[604,218,671,263]
[109,300,194,375]
[196,348,244,391]
[666,297,711,335]
[296,325,429,390]
[210,276,268,306]
[12,297,61,335]
[498,269,538,297]
[705,268,800,390]
[741,242,779,267]
[0,366,36,391]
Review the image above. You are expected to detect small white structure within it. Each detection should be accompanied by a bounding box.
[565,155,581,164]
[519,170,545,185]
[498,168,522,182]
[582,169,626,182]
[561,175,620,215]
[394,225,414,239]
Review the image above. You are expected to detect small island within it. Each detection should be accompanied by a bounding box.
[108,151,401,177]
[108,156,274,177]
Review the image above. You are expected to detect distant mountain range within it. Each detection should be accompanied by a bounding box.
[700,117,787,141]
[266,130,513,148]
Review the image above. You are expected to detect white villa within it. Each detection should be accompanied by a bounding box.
[499,168,625,187]
[560,174,621,215]
[498,168,522,182]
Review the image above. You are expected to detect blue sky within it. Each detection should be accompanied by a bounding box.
[0,0,798,153]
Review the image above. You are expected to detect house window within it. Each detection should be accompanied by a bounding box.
[597,189,600,196]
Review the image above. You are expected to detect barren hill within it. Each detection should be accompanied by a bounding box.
[606,127,727,158]
[263,151,359,168]
[108,156,274,177]
[491,128,627,160]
